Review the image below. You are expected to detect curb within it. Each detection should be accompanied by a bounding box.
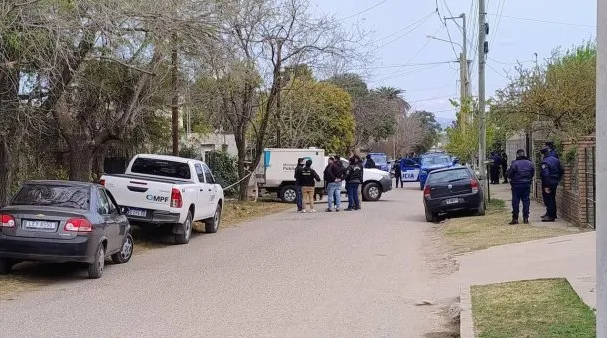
[459,284,475,338]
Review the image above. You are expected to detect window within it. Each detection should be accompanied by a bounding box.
[427,169,471,184]
[370,154,387,165]
[422,155,452,166]
[103,189,119,215]
[203,165,215,184]
[97,189,111,215]
[402,159,418,167]
[194,164,205,183]
[130,158,191,179]
[11,184,90,210]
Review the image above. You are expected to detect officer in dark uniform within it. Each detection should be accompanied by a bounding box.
[540,147,564,222]
[506,149,535,224]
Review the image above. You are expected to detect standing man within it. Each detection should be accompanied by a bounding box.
[501,151,509,184]
[364,154,376,169]
[393,158,403,188]
[490,152,501,184]
[354,154,364,208]
[506,149,535,224]
[540,147,564,222]
[300,159,321,213]
[345,156,363,211]
[294,157,305,212]
[324,157,342,212]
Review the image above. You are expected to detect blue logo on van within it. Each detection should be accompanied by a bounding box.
[146,195,168,203]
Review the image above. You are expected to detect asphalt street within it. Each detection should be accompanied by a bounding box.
[0,183,457,338]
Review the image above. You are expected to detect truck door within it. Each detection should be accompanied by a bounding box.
[202,164,219,218]
[194,163,212,219]
[400,158,420,182]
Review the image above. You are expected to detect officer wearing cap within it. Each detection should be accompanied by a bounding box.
[506,149,535,224]
[540,146,564,222]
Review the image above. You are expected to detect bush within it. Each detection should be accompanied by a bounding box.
[206,151,238,197]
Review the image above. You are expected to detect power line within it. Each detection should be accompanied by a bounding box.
[377,10,436,48]
[367,61,453,69]
[435,0,459,58]
[489,0,505,48]
[487,63,510,79]
[488,56,533,65]
[337,0,389,21]
[485,13,596,28]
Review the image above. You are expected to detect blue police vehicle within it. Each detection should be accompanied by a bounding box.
[397,157,422,182]
[418,152,459,190]
[365,152,390,172]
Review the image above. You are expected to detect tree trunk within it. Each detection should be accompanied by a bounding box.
[235,128,248,201]
[68,139,94,182]
[0,138,11,207]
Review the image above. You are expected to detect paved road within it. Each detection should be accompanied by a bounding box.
[0,183,457,337]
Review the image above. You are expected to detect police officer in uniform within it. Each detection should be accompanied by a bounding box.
[506,149,535,224]
[545,141,559,159]
[540,147,564,222]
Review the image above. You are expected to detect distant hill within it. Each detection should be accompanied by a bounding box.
[435,116,455,130]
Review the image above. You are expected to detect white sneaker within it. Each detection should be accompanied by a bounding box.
[310,209,316,213]
[301,210,307,213]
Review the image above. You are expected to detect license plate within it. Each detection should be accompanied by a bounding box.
[127,208,147,217]
[446,198,459,205]
[23,220,58,230]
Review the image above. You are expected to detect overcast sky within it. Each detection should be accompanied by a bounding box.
[309,0,596,123]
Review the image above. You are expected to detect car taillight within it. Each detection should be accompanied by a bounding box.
[0,214,15,228]
[423,185,431,198]
[64,218,93,232]
[99,179,105,186]
[471,179,479,193]
[171,188,183,208]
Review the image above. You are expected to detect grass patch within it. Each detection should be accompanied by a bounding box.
[210,200,292,228]
[443,198,582,253]
[472,278,596,338]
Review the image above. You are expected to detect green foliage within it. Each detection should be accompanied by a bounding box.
[445,98,496,164]
[325,73,369,98]
[178,145,199,159]
[563,147,577,166]
[410,110,442,153]
[206,151,238,197]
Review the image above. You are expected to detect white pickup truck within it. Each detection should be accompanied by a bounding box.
[100,154,224,245]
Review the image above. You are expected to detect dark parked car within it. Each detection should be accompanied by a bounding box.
[422,166,485,222]
[0,180,134,279]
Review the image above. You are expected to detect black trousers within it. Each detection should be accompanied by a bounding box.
[490,166,500,183]
[542,184,558,218]
[395,173,402,188]
[501,165,508,182]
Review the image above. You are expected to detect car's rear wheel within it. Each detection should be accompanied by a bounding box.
[0,258,13,274]
[88,244,105,279]
[425,207,437,223]
[175,211,193,245]
[475,201,486,216]
[112,233,134,264]
[205,204,222,233]
[362,183,382,201]
[279,185,297,203]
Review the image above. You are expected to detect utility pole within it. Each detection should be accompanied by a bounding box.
[171,34,179,156]
[597,0,606,335]
[445,14,469,129]
[478,0,488,184]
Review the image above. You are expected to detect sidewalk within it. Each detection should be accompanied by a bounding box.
[458,183,596,337]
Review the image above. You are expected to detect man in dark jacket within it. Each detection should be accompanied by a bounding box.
[546,141,559,159]
[540,147,564,222]
[294,158,305,212]
[501,151,509,184]
[364,154,376,169]
[345,156,363,211]
[393,158,403,188]
[490,152,502,184]
[300,159,321,212]
[506,149,535,224]
[324,157,343,212]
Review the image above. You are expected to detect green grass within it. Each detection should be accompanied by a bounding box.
[442,198,582,253]
[472,279,596,338]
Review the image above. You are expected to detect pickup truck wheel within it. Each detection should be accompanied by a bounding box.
[111,233,134,264]
[175,212,193,245]
[205,205,222,233]
[279,185,297,203]
[88,244,105,279]
[362,183,382,202]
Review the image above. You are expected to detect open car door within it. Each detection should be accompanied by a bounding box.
[400,158,421,182]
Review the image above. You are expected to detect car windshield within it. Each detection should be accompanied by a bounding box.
[11,184,90,210]
[370,154,387,165]
[427,169,471,184]
[422,155,451,166]
[131,158,191,179]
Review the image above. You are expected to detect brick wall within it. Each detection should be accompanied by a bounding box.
[534,136,595,227]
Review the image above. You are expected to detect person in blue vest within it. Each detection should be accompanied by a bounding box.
[506,149,535,225]
[540,147,564,222]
